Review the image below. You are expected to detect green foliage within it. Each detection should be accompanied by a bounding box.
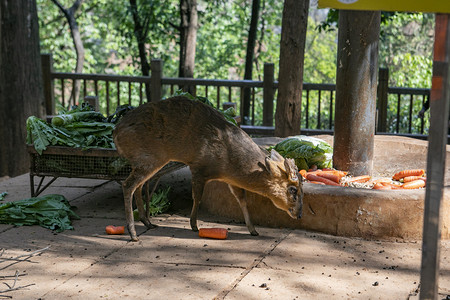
[26,105,116,154]
[171,90,238,126]
[379,13,434,89]
[37,2,434,134]
[0,194,80,232]
[133,186,171,219]
[0,192,7,202]
[303,15,337,84]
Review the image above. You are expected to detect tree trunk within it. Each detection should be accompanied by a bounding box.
[274,0,309,137]
[0,0,45,177]
[332,11,381,175]
[179,0,198,95]
[242,0,260,125]
[129,0,151,101]
[51,0,84,106]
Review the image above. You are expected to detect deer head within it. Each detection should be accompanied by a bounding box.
[264,150,303,219]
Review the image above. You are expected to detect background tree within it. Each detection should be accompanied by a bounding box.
[51,0,85,104]
[178,0,198,95]
[0,0,45,177]
[274,0,309,137]
[242,0,260,124]
[129,0,152,101]
[36,1,434,132]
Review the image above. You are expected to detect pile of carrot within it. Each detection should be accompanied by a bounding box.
[300,167,426,190]
[391,169,426,190]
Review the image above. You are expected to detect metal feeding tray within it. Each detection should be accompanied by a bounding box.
[27,145,185,197]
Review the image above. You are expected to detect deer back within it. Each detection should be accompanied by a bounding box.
[113,96,264,171]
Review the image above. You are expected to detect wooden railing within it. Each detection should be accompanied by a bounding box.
[41,54,432,139]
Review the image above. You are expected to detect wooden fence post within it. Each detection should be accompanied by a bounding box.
[263,63,275,126]
[151,59,163,102]
[419,13,450,300]
[377,68,389,132]
[84,95,99,112]
[41,53,55,115]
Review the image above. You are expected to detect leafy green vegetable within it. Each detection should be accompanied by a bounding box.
[51,111,105,126]
[170,90,238,126]
[133,186,171,220]
[0,192,7,201]
[27,107,116,154]
[271,135,333,170]
[0,194,80,232]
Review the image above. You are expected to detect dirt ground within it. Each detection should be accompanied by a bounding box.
[1,172,450,300]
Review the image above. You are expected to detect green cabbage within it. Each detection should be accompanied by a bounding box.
[271,135,333,170]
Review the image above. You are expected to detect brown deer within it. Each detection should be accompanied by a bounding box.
[113,96,303,241]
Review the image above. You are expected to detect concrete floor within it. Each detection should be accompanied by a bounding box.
[0,173,450,300]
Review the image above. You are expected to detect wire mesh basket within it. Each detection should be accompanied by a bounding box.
[27,145,186,196]
[28,145,131,180]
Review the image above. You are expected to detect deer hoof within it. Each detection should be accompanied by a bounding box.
[146,223,158,229]
[250,230,259,236]
[140,218,157,229]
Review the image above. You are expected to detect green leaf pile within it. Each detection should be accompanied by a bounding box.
[271,135,333,170]
[26,104,116,155]
[0,194,80,232]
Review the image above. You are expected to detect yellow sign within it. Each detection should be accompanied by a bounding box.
[318,0,450,13]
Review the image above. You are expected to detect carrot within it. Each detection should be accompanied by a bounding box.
[368,177,392,185]
[392,169,425,181]
[105,225,125,235]
[306,173,341,186]
[309,181,326,185]
[318,170,348,177]
[307,170,347,178]
[403,175,425,183]
[199,228,228,239]
[346,175,371,183]
[299,169,308,179]
[382,182,403,189]
[314,171,341,183]
[402,179,426,189]
[372,182,391,190]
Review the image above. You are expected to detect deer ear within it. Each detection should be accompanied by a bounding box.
[265,156,275,175]
[284,158,299,182]
[265,150,287,175]
[265,150,281,175]
[270,149,284,162]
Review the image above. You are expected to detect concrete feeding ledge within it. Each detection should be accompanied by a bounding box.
[200,135,450,241]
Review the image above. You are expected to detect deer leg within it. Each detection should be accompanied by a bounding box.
[122,174,140,242]
[190,175,206,232]
[228,185,259,236]
[135,183,157,229]
[122,165,164,241]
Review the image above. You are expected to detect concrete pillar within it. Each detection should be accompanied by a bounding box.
[333,10,381,175]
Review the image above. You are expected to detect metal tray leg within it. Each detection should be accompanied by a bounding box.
[30,175,58,197]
